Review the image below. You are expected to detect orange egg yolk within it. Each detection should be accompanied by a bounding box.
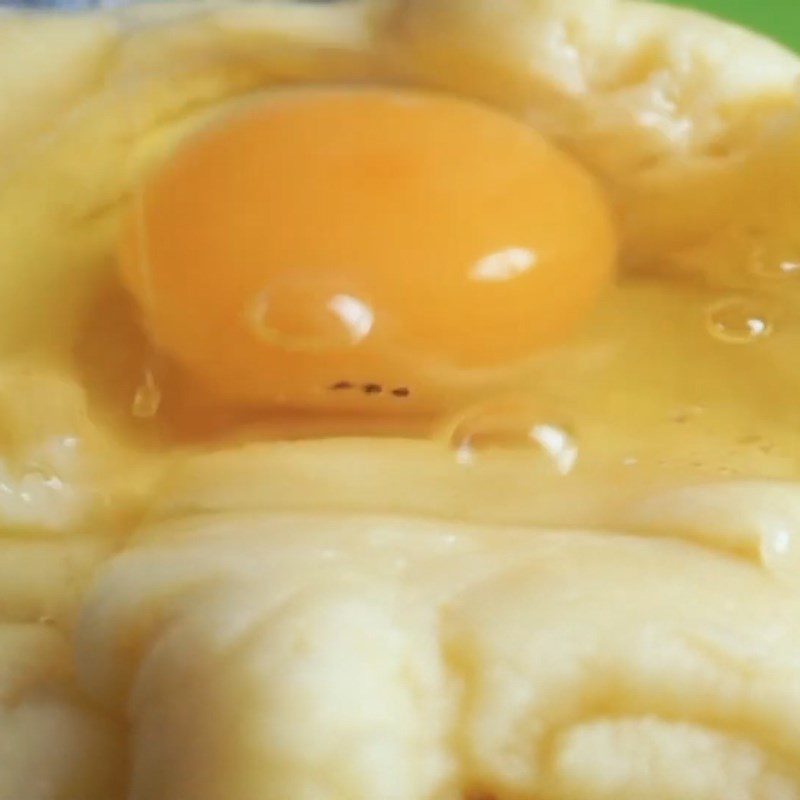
[120,88,616,413]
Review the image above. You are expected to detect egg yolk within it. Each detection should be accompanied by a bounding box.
[120,88,616,413]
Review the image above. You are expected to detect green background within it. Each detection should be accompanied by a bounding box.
[663,0,800,52]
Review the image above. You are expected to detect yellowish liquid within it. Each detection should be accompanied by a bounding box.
[72,264,800,523]
[64,264,800,544]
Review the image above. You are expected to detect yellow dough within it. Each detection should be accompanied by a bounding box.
[3,1,800,798]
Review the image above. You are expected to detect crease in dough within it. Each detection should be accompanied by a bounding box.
[76,513,800,799]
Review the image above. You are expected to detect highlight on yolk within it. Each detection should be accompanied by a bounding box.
[120,87,617,413]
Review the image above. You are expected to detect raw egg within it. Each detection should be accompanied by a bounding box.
[120,88,616,413]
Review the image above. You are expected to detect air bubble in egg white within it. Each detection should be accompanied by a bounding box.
[748,240,800,280]
[765,260,800,278]
[247,280,374,352]
[705,297,774,345]
[442,397,578,476]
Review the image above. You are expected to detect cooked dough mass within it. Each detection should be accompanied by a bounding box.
[3,1,800,798]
